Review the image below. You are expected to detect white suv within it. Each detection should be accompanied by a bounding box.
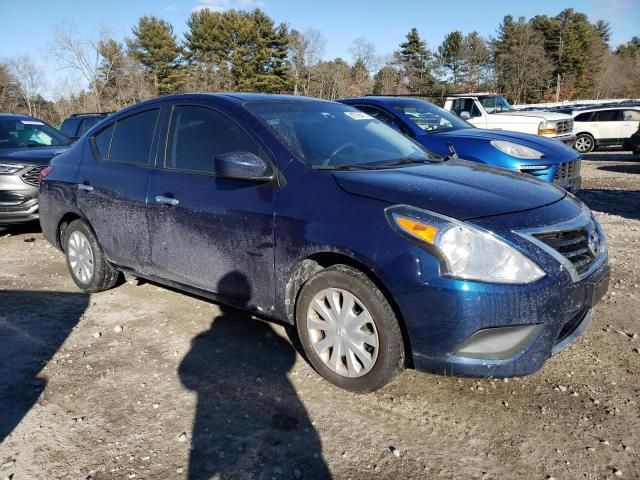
[572,106,640,153]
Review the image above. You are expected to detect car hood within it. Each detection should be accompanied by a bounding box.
[332,160,566,221]
[0,146,69,165]
[429,128,579,156]
[496,110,572,121]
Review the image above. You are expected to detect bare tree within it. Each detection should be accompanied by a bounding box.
[51,23,111,110]
[8,56,46,117]
[349,37,377,71]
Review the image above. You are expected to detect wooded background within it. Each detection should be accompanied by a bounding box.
[1,7,638,125]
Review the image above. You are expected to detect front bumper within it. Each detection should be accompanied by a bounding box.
[553,133,577,147]
[0,173,40,225]
[375,198,609,378]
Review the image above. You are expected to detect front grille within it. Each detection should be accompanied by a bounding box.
[533,225,599,274]
[20,165,46,186]
[556,308,589,344]
[556,119,573,135]
[553,160,581,185]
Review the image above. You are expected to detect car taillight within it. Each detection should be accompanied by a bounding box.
[38,166,55,184]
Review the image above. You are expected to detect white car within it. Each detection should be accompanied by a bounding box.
[571,106,640,153]
[443,94,576,146]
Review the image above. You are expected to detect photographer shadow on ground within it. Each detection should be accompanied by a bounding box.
[0,290,89,444]
[179,272,331,479]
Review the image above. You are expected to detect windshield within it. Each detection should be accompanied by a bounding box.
[246,101,433,169]
[390,99,472,133]
[479,96,514,114]
[0,117,71,148]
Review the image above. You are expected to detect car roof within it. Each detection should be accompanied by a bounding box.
[574,105,640,113]
[0,113,41,121]
[106,93,337,118]
[340,96,432,105]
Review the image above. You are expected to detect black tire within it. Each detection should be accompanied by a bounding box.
[574,133,595,153]
[63,219,120,293]
[295,265,405,393]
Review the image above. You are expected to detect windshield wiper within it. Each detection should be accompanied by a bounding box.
[441,143,459,162]
[375,156,440,168]
[314,164,383,171]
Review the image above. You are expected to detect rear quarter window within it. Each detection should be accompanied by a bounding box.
[93,124,114,159]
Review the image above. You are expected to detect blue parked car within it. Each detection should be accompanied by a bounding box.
[39,94,609,392]
[339,97,582,192]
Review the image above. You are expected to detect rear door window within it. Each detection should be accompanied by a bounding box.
[594,110,622,122]
[79,117,103,135]
[108,109,159,165]
[165,105,265,174]
[60,118,80,137]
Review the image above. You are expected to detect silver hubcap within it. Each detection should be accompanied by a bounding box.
[575,136,592,152]
[68,231,94,284]
[306,288,379,378]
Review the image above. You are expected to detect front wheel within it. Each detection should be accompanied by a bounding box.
[295,265,405,393]
[64,219,120,293]
[574,133,595,153]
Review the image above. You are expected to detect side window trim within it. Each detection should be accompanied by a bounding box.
[161,102,277,177]
[90,107,161,166]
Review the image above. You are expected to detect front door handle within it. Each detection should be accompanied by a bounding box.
[77,183,94,192]
[155,195,179,206]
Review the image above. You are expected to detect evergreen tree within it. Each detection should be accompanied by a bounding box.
[128,16,184,95]
[184,8,292,93]
[493,16,552,103]
[399,28,436,93]
[531,9,609,97]
[436,31,464,85]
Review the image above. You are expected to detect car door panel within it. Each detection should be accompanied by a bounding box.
[146,103,277,311]
[594,110,623,142]
[76,107,162,272]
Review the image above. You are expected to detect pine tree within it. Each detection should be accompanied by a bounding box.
[399,28,435,94]
[128,16,184,95]
[184,8,292,94]
[436,31,464,85]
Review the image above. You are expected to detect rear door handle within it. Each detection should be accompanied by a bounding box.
[155,195,179,206]
[77,184,94,192]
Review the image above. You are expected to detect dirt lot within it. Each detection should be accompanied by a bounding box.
[1,151,639,480]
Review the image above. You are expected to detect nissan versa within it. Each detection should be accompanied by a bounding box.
[39,94,610,392]
[0,114,70,224]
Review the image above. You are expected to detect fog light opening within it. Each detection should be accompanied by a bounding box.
[455,324,542,360]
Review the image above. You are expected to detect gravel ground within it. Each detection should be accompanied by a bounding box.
[0,150,639,480]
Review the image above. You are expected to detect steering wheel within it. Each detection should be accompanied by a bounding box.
[323,142,358,166]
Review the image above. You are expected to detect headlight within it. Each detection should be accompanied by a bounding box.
[0,163,26,174]
[538,120,557,135]
[490,140,544,159]
[386,205,546,284]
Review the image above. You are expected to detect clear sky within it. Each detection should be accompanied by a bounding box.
[1,0,638,98]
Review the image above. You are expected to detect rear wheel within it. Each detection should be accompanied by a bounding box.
[64,219,120,293]
[574,133,595,153]
[295,265,405,393]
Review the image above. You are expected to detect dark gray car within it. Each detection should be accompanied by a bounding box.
[0,114,70,225]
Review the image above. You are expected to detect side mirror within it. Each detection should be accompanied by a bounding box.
[460,111,471,120]
[213,151,272,181]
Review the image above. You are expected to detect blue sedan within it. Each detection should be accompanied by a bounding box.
[339,97,582,192]
[39,94,608,392]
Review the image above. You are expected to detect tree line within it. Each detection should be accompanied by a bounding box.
[1,7,638,125]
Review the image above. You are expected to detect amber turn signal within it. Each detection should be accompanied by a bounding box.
[395,217,439,244]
